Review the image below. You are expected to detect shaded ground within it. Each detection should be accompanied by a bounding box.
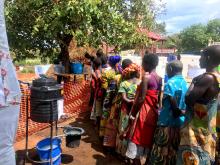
[15,114,124,165]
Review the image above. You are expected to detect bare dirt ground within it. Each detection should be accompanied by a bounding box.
[16,72,37,82]
[15,114,125,165]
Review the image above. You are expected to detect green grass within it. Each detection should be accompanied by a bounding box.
[20,67,35,73]
[14,58,48,66]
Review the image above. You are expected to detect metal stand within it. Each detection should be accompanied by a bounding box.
[49,101,54,165]
[24,99,59,165]
[21,80,61,165]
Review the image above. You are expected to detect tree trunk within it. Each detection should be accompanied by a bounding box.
[59,44,70,73]
[58,34,73,73]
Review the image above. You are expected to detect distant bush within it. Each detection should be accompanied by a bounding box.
[14,58,49,66]
[20,67,35,73]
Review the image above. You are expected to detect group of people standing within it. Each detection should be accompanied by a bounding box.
[88,45,220,165]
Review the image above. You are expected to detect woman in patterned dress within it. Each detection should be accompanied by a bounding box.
[90,58,103,127]
[149,60,188,165]
[99,55,121,142]
[176,45,220,165]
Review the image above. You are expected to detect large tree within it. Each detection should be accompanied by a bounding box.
[206,19,220,42]
[5,0,163,72]
[168,19,220,53]
[164,34,182,52]
[179,24,209,53]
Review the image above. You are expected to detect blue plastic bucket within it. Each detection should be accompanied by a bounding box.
[71,62,83,74]
[36,138,62,165]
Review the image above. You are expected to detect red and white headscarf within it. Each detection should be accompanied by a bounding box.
[122,63,140,79]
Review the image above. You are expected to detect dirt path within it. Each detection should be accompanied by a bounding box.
[15,114,125,165]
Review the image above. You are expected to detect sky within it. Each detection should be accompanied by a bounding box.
[156,0,220,34]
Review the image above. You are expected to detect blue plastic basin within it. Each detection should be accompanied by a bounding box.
[36,138,62,165]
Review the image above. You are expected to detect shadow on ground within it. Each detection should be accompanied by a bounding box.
[68,115,104,153]
[16,113,124,165]
[16,149,74,165]
[68,115,124,165]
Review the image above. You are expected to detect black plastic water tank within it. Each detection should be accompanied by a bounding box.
[30,77,62,123]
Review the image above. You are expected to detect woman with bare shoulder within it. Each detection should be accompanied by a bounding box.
[177,45,220,165]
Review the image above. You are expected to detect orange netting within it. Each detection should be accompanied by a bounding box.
[16,80,90,141]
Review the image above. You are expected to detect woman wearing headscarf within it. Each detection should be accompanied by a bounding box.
[99,55,121,139]
[102,59,135,153]
[177,45,220,165]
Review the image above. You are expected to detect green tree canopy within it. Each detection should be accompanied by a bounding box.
[179,24,209,53]
[5,0,163,72]
[164,34,182,51]
[206,19,220,42]
[167,19,220,53]
[152,22,166,35]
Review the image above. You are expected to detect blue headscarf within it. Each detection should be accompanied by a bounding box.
[108,55,121,67]
[165,54,177,83]
[167,54,177,62]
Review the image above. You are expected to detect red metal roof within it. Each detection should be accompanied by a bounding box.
[137,28,165,41]
[102,28,165,53]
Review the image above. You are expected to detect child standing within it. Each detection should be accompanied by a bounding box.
[116,63,140,157]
